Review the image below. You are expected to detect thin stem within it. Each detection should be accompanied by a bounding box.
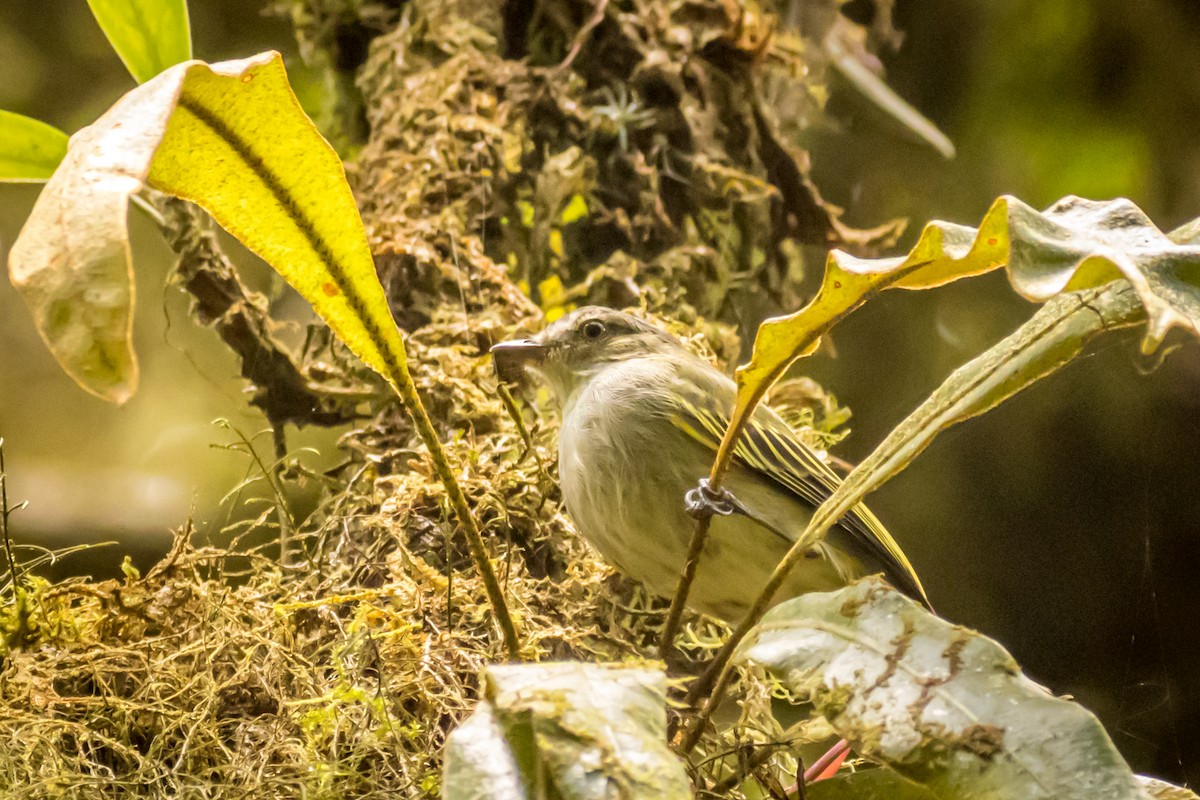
[659,515,710,660]
[130,191,166,226]
[679,511,837,752]
[0,439,32,649]
[556,0,610,75]
[387,355,522,660]
[224,424,294,567]
[497,383,538,466]
[660,381,774,658]
[0,439,21,595]
[157,196,519,658]
[669,259,940,729]
[671,379,840,749]
[708,741,790,795]
[802,739,849,784]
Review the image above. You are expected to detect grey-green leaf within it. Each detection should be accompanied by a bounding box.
[86,0,192,84]
[0,111,68,182]
[1138,775,1200,800]
[824,24,955,160]
[806,766,938,800]
[444,663,690,800]
[1167,215,1200,246]
[737,578,1148,800]
[443,701,527,800]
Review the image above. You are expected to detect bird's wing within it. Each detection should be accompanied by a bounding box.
[667,384,929,606]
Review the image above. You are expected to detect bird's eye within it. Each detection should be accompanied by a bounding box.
[582,320,605,340]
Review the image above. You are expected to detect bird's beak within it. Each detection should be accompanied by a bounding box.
[490,338,548,384]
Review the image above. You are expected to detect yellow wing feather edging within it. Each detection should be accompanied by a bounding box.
[670,395,928,606]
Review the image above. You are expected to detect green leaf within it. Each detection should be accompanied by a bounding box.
[8,51,405,403]
[443,701,528,800]
[785,281,1146,569]
[445,663,691,800]
[737,578,1148,800]
[86,0,191,84]
[718,196,1200,479]
[806,766,937,800]
[0,111,69,182]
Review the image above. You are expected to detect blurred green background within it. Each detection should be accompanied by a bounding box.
[816,0,1200,786]
[0,1,316,558]
[2,0,1198,786]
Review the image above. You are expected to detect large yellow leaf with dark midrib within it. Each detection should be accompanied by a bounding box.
[147,52,407,389]
[6,51,518,653]
[8,52,405,402]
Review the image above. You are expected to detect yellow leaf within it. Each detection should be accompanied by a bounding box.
[718,195,1200,476]
[559,193,588,224]
[8,52,408,403]
[537,275,566,307]
[148,52,407,388]
[721,213,999,459]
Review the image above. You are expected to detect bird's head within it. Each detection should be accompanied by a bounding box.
[491,307,681,401]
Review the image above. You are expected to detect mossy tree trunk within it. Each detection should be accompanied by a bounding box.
[0,2,909,797]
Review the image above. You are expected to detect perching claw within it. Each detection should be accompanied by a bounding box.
[685,478,792,543]
[684,478,740,519]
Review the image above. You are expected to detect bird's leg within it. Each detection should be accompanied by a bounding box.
[684,478,741,518]
[685,479,792,542]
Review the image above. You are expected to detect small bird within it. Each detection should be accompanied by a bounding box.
[492,307,926,621]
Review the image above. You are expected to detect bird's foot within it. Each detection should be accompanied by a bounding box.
[684,479,741,520]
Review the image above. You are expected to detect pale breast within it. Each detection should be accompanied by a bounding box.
[557,358,863,620]
[558,359,698,584]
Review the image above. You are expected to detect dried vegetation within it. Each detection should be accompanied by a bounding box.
[2,0,898,795]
